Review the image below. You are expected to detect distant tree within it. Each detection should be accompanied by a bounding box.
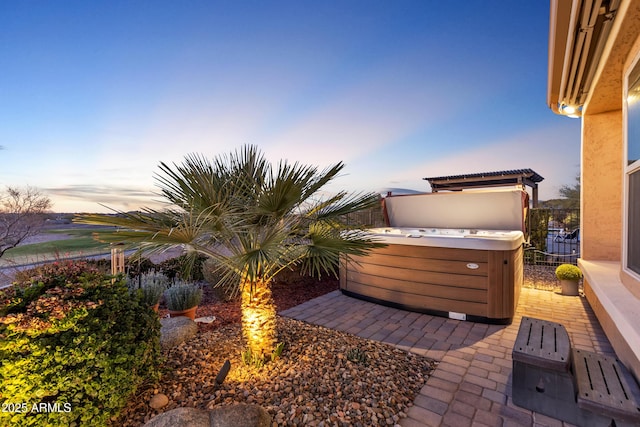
[0,186,52,258]
[540,175,580,209]
[558,174,580,208]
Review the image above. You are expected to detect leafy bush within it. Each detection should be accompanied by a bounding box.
[164,282,202,311]
[4,260,105,316]
[527,208,552,253]
[125,255,157,277]
[555,264,583,280]
[0,261,161,427]
[158,254,207,281]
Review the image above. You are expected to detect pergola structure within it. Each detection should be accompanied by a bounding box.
[423,169,544,207]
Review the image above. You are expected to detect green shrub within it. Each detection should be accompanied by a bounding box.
[83,258,111,273]
[11,258,101,284]
[125,255,157,277]
[3,260,105,316]
[0,261,161,427]
[158,254,207,281]
[555,264,583,280]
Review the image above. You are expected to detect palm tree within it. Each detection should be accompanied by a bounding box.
[76,145,384,362]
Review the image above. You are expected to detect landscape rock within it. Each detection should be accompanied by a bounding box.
[209,403,272,427]
[160,316,198,350]
[149,393,169,409]
[143,407,210,427]
[143,404,272,427]
[195,315,216,324]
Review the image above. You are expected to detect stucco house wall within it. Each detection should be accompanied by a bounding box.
[581,110,622,261]
[571,1,640,381]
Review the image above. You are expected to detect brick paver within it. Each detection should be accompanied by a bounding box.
[280,287,615,426]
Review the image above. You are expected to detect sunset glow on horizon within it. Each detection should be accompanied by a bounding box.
[0,1,580,213]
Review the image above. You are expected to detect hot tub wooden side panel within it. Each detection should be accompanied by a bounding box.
[343,271,489,304]
[344,280,489,315]
[346,262,488,289]
[486,246,523,319]
[340,244,523,322]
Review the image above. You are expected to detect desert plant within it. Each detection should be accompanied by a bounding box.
[128,271,168,306]
[346,347,368,365]
[555,264,583,280]
[75,145,384,363]
[164,282,202,311]
[242,341,285,368]
[0,262,161,427]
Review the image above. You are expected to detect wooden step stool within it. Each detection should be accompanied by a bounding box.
[512,316,640,426]
[572,348,640,427]
[512,316,578,422]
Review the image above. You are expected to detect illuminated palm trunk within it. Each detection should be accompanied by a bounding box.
[240,277,277,360]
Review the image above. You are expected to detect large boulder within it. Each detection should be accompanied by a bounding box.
[160,316,198,350]
[143,407,210,427]
[210,404,272,427]
[143,405,272,427]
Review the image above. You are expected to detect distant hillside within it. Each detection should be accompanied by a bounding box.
[538,199,580,209]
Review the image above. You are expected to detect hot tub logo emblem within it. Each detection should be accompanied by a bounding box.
[466,263,480,270]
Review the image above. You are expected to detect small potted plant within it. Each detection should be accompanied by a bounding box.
[555,264,582,296]
[164,282,203,320]
[127,272,167,312]
[140,272,168,312]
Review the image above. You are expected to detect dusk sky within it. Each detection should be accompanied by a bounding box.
[0,1,581,213]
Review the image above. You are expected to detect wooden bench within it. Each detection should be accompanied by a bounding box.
[512,316,640,426]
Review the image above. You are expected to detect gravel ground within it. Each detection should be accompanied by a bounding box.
[523,264,573,292]
[118,266,562,427]
[118,318,435,427]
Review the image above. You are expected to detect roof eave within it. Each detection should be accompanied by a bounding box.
[548,0,576,115]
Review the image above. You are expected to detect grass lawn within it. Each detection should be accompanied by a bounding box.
[1,227,113,266]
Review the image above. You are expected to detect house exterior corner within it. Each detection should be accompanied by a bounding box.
[549,0,640,381]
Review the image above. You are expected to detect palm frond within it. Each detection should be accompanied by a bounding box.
[155,154,232,215]
[310,192,381,223]
[299,223,385,278]
[76,145,385,294]
[299,162,344,203]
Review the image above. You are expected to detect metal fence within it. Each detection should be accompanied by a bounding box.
[525,208,580,266]
[343,205,386,228]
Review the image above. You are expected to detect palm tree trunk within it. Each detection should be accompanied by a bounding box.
[240,276,277,360]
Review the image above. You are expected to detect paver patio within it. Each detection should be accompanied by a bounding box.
[280,287,615,427]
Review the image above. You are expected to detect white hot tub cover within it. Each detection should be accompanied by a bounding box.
[381,189,528,232]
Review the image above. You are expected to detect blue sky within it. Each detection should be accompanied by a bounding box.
[0,1,580,213]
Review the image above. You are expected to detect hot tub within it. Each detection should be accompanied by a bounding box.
[340,190,527,324]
